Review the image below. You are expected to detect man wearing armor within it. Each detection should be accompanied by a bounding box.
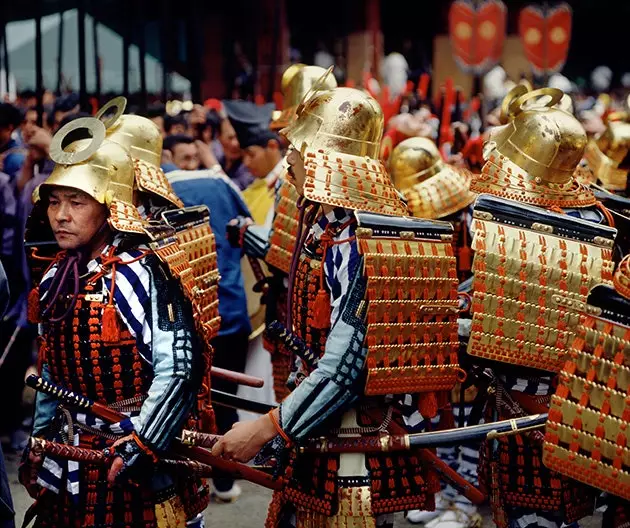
[467,87,617,528]
[213,82,462,527]
[227,64,337,402]
[19,117,208,528]
[387,137,479,527]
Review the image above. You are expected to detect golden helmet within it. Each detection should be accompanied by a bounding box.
[96,97,183,208]
[473,88,595,208]
[596,120,630,167]
[500,82,573,124]
[390,137,476,219]
[389,137,442,190]
[580,94,630,192]
[281,86,407,216]
[36,117,146,234]
[271,64,338,131]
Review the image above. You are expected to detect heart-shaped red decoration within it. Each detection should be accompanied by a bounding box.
[518,3,572,75]
[449,0,507,75]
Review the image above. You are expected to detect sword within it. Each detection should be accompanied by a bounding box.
[25,375,282,491]
[299,414,547,453]
[266,321,318,369]
[210,389,275,414]
[25,374,272,416]
[29,437,216,477]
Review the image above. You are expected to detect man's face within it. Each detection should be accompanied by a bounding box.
[22,109,38,142]
[172,142,200,170]
[219,120,242,161]
[47,188,108,250]
[286,147,307,195]
[243,143,277,179]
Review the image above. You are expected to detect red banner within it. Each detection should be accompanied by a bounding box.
[518,3,572,76]
[448,0,507,75]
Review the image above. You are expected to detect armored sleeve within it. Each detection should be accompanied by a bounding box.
[279,237,366,441]
[133,256,202,453]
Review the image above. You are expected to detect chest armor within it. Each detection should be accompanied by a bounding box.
[41,281,152,405]
[468,195,617,372]
[544,281,630,501]
[266,179,300,275]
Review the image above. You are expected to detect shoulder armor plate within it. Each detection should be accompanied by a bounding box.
[265,180,300,274]
[468,195,616,372]
[149,206,221,344]
[355,210,461,396]
[544,282,630,499]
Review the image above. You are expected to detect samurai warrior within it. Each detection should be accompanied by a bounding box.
[213,83,466,527]
[388,137,480,527]
[467,87,618,528]
[19,117,209,528]
[544,255,630,528]
[227,64,337,401]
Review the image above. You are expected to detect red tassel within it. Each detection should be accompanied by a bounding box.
[102,304,120,343]
[418,392,438,419]
[312,288,331,329]
[28,287,40,323]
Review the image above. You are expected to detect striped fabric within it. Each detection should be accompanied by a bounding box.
[311,208,360,323]
[39,240,154,363]
[37,409,138,498]
[280,208,366,440]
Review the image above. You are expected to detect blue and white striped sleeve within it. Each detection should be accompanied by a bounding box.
[107,252,153,363]
[279,236,366,441]
[116,255,200,453]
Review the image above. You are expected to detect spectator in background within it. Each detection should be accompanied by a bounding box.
[0,103,25,182]
[165,113,189,136]
[211,109,254,191]
[21,107,39,144]
[147,103,167,137]
[49,93,80,132]
[0,260,16,528]
[163,135,200,171]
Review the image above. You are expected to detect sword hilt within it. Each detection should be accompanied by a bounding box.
[25,375,94,411]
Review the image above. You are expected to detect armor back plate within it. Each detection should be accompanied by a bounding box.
[467,195,616,372]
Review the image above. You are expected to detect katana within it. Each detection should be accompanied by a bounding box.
[29,437,216,478]
[26,374,270,415]
[299,414,547,453]
[25,375,282,490]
